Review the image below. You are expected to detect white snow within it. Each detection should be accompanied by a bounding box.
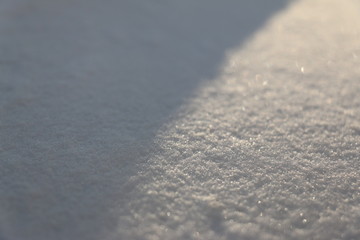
[1,0,360,239]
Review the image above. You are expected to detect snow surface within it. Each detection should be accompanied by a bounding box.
[1,0,360,239]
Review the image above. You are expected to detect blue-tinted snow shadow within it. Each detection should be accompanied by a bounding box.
[1,0,292,239]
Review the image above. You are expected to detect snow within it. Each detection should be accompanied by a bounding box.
[1,0,360,239]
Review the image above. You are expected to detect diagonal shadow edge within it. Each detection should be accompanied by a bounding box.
[0,0,296,239]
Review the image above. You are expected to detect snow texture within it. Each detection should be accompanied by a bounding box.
[1,0,360,239]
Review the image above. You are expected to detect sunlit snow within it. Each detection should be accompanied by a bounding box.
[1,0,360,239]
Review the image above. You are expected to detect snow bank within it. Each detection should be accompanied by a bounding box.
[1,0,359,239]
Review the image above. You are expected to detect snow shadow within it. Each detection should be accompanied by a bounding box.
[1,0,292,239]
